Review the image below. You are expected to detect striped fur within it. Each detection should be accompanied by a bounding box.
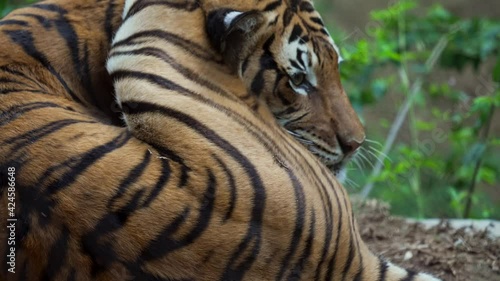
[0,0,440,280]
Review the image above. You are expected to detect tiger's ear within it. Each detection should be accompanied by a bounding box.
[207,9,265,72]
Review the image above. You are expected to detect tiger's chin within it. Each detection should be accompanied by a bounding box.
[327,162,347,182]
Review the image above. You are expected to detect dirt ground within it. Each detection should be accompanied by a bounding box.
[354,200,500,281]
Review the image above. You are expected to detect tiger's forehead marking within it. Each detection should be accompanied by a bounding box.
[278,22,342,91]
[280,28,318,90]
[290,0,344,63]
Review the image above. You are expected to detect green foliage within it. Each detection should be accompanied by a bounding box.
[1,0,37,18]
[330,0,500,219]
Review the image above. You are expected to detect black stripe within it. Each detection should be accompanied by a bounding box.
[312,168,337,281]
[0,88,46,95]
[108,150,152,208]
[137,206,189,259]
[302,21,322,33]
[144,143,190,189]
[141,167,217,260]
[251,69,265,96]
[401,270,417,281]
[125,0,199,20]
[296,49,306,69]
[263,0,282,11]
[287,210,315,280]
[290,0,302,10]
[324,180,344,280]
[378,259,388,281]
[82,188,146,276]
[283,8,294,27]
[320,28,329,36]
[276,91,293,107]
[31,3,67,14]
[141,156,171,207]
[0,19,29,26]
[289,59,303,71]
[19,13,52,28]
[0,64,51,92]
[289,24,303,43]
[3,29,81,103]
[5,119,96,152]
[277,168,306,280]
[251,35,277,96]
[299,1,315,12]
[351,215,364,281]
[213,155,237,222]
[81,42,97,104]
[0,77,32,88]
[0,102,66,128]
[268,15,279,26]
[309,17,324,27]
[286,112,309,124]
[34,3,97,105]
[273,73,293,106]
[274,105,299,117]
[104,0,118,44]
[241,56,250,75]
[42,227,70,280]
[112,29,221,63]
[340,237,355,281]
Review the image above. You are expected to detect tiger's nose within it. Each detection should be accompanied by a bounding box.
[338,136,365,157]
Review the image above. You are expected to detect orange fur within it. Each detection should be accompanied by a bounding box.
[0,0,439,280]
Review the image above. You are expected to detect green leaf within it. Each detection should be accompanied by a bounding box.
[416,120,436,131]
[493,56,500,83]
[471,96,493,113]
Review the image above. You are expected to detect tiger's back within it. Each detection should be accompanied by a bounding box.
[0,0,441,280]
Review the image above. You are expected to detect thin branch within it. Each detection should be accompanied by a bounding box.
[463,105,496,218]
[359,36,449,200]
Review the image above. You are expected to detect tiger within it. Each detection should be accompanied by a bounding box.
[0,0,442,280]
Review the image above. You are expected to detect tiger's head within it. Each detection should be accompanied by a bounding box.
[206,0,365,174]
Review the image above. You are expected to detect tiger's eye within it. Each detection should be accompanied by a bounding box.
[290,73,306,86]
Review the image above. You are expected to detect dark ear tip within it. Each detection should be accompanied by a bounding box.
[206,9,233,53]
[226,11,264,35]
[206,9,265,54]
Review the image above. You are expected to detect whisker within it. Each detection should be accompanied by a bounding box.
[365,148,385,166]
[286,130,301,137]
[297,138,314,145]
[367,145,392,162]
[286,130,314,145]
[351,157,366,175]
[354,153,367,169]
[343,177,359,188]
[358,147,376,169]
[365,138,383,147]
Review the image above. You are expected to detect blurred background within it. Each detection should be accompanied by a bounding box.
[1,0,499,220]
[317,0,500,220]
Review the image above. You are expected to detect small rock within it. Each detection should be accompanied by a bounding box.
[403,250,413,261]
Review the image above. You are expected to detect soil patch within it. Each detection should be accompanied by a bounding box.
[355,200,500,281]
